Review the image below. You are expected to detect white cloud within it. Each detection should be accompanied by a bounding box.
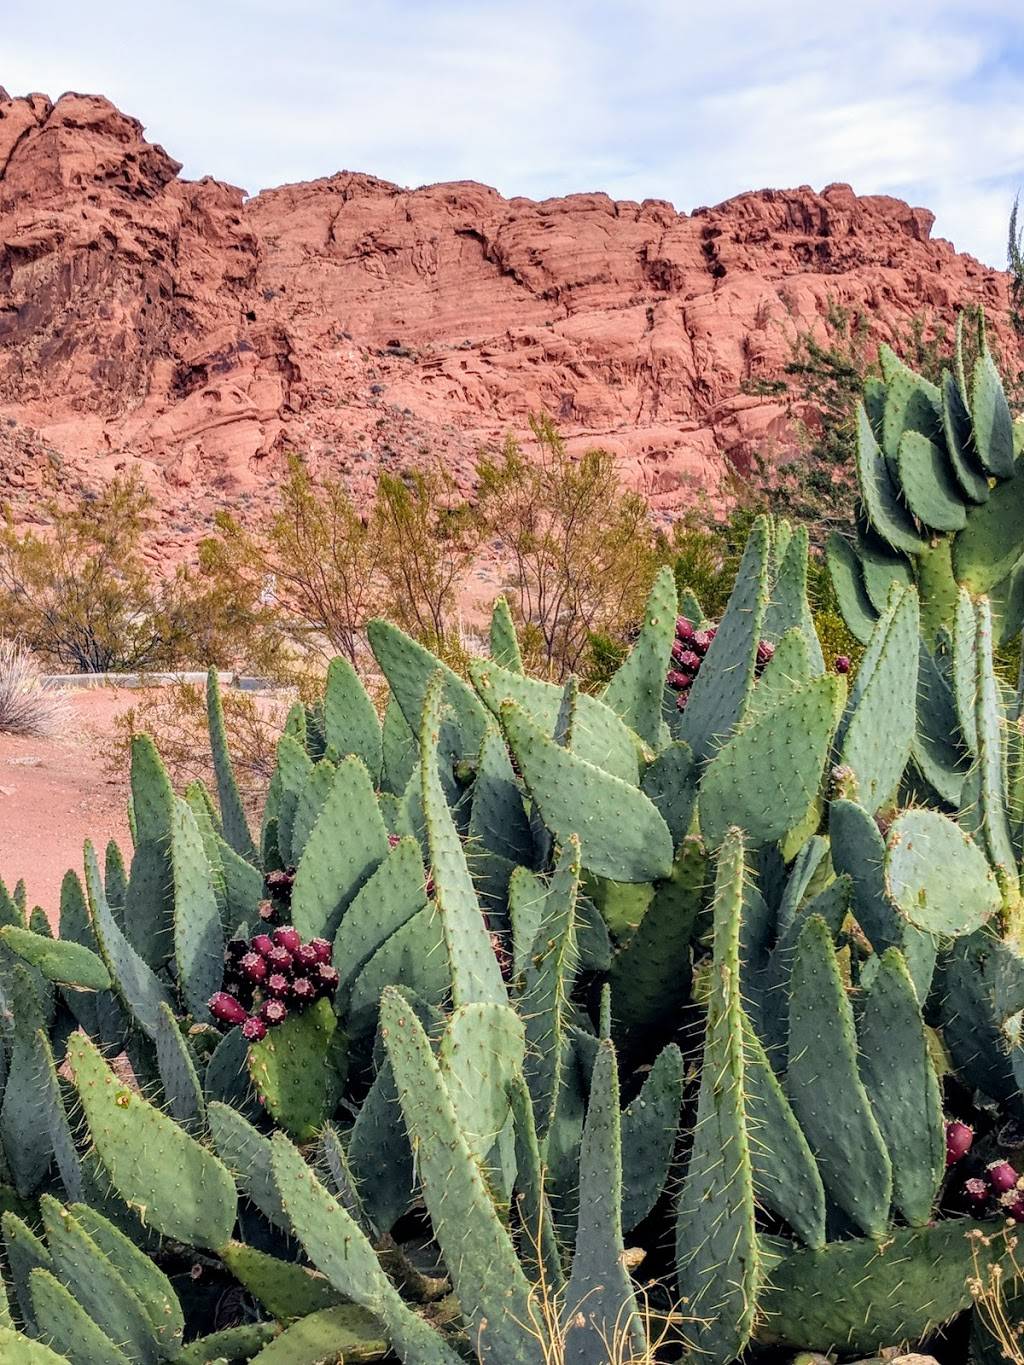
[4,0,1023,264]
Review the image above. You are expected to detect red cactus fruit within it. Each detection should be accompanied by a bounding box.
[964,1176,990,1207]
[309,938,333,964]
[208,992,248,1027]
[260,998,288,1027]
[313,963,340,996]
[667,670,692,691]
[272,925,302,954]
[241,1015,267,1042]
[677,649,701,671]
[266,945,294,972]
[987,1160,1019,1193]
[293,942,320,971]
[266,972,291,999]
[265,868,295,901]
[251,933,275,958]
[675,692,688,711]
[240,952,267,985]
[945,1119,974,1165]
[1001,1189,1024,1222]
[755,640,775,668]
[675,617,694,641]
[257,899,275,921]
[388,832,401,848]
[291,976,316,1003]
[692,629,713,653]
[834,655,851,674]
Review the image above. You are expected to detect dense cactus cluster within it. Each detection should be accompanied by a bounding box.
[0,313,1023,1362]
[828,311,1024,651]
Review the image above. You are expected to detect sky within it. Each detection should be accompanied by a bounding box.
[5,0,1024,267]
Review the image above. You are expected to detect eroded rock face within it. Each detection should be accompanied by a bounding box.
[0,88,1015,547]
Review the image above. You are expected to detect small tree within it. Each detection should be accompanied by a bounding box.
[202,456,479,665]
[0,473,226,674]
[203,458,383,667]
[375,469,483,654]
[476,417,659,679]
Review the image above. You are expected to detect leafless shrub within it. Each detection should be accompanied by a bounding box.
[108,679,291,813]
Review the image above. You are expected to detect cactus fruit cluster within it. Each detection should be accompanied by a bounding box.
[1,314,1024,1360]
[667,614,776,708]
[945,1123,1024,1221]
[961,1164,1024,1220]
[210,927,337,1040]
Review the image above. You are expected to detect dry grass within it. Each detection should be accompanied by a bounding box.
[508,1206,689,1364]
[970,1224,1024,1362]
[0,638,69,738]
[518,1275,686,1364]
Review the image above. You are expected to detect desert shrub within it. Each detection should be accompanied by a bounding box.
[0,472,278,675]
[476,416,660,680]
[202,457,480,665]
[374,468,484,653]
[201,457,384,668]
[109,679,290,807]
[0,637,68,737]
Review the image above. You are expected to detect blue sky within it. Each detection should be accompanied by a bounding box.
[6,0,1024,266]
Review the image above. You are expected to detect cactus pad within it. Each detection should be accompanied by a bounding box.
[759,1219,1007,1353]
[699,674,842,849]
[676,830,761,1364]
[247,997,342,1141]
[883,809,998,936]
[786,916,892,1237]
[500,699,672,883]
[68,1033,237,1250]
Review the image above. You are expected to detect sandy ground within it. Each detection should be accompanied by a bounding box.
[0,689,135,919]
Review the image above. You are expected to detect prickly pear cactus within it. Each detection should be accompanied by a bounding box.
[4,484,1024,1363]
[830,313,1024,649]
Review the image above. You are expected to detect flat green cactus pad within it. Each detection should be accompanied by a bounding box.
[884,809,999,936]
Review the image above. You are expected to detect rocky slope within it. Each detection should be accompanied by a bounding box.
[0,88,1015,553]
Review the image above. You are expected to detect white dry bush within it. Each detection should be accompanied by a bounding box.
[0,638,69,738]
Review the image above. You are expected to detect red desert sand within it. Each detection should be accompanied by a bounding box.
[0,689,134,919]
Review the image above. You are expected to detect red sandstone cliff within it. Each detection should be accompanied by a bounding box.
[0,88,1015,555]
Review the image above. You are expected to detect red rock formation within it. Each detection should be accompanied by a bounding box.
[0,88,1015,551]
